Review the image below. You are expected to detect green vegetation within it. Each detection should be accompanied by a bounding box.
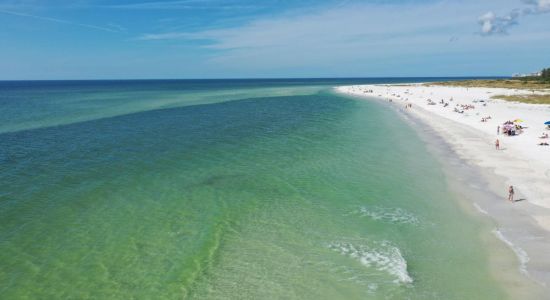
[515,67,550,83]
[427,67,550,90]
[491,94,550,105]
[427,79,550,90]
[426,67,550,104]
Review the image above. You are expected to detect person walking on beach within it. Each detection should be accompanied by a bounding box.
[508,186,515,202]
[495,139,500,150]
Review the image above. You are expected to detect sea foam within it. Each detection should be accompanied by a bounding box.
[473,203,489,215]
[358,207,420,225]
[492,229,530,276]
[329,241,413,284]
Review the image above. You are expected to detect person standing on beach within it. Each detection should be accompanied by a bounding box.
[497,125,500,135]
[508,186,515,202]
[495,139,500,150]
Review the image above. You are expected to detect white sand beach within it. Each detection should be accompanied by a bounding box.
[337,83,550,289]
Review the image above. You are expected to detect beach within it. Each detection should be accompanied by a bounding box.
[337,83,550,291]
[2,78,542,299]
[4,0,550,297]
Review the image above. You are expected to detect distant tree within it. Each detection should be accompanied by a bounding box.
[543,68,550,79]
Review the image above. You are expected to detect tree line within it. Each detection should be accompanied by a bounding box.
[542,68,550,79]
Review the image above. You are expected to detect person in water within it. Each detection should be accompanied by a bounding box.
[508,186,515,202]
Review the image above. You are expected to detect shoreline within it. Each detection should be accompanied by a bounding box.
[336,83,550,296]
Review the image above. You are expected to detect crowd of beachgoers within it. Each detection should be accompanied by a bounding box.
[422,93,548,146]
[357,86,550,148]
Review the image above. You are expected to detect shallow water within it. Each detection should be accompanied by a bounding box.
[0,79,512,299]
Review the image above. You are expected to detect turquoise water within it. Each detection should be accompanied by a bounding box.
[1,79,509,299]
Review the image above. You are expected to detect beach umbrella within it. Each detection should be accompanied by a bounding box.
[514,119,523,123]
[545,121,550,125]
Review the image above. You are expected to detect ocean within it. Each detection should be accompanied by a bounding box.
[0,79,514,299]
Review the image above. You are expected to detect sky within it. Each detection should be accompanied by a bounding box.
[0,0,549,79]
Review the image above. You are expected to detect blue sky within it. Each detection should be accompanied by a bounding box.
[0,0,549,79]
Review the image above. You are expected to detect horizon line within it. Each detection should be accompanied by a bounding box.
[0,76,509,82]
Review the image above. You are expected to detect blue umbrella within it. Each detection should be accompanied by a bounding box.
[546,121,550,125]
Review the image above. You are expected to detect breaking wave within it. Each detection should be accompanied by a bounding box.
[329,241,413,284]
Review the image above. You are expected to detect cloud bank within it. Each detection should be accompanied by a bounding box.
[479,0,550,35]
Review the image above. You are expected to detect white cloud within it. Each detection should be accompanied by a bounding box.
[136,32,191,40]
[139,2,473,46]
[478,10,520,35]
[105,0,259,11]
[136,2,487,72]
[522,0,550,12]
[479,0,550,35]
[133,0,550,75]
[0,9,123,33]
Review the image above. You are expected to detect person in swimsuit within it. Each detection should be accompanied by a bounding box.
[495,139,500,150]
[508,186,514,202]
